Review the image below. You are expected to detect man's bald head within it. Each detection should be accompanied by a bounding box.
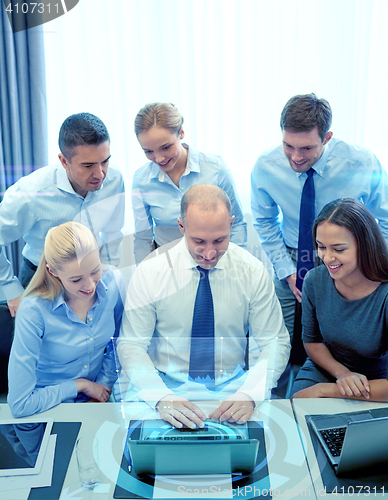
[178,185,234,268]
[180,184,232,223]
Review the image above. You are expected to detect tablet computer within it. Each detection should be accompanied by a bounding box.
[0,418,53,476]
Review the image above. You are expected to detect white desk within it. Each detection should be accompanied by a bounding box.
[0,399,315,500]
[292,398,388,498]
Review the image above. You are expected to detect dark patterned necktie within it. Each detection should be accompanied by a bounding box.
[296,168,315,291]
[189,266,215,387]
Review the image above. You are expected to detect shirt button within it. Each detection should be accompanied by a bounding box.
[88,317,93,322]
[84,365,88,369]
[89,337,93,342]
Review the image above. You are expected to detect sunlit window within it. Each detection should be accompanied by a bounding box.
[43,0,388,220]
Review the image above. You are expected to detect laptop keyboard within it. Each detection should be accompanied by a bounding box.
[319,427,346,457]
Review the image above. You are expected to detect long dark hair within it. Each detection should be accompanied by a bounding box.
[313,198,388,282]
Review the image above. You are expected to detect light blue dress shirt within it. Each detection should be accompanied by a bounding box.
[7,270,124,418]
[251,138,388,280]
[0,163,125,301]
[132,145,247,263]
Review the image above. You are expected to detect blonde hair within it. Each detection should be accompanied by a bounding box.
[134,102,183,136]
[24,222,99,301]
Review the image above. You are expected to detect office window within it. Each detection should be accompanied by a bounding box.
[43,0,388,217]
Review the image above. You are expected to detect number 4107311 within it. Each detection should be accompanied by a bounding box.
[6,2,60,14]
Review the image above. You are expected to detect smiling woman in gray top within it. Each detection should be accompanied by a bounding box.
[292,198,388,402]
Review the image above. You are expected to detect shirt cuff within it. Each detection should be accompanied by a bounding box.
[62,380,79,401]
[96,373,117,388]
[0,278,25,301]
[273,259,296,281]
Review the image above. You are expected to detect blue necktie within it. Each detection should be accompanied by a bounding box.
[296,169,315,291]
[189,266,215,388]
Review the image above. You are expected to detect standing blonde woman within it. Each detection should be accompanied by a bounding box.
[132,102,247,263]
[8,222,124,417]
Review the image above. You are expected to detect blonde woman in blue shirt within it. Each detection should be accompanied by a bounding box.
[132,102,247,263]
[8,222,124,418]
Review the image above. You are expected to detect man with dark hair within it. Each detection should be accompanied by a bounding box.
[251,93,388,341]
[0,112,125,317]
[118,184,289,428]
[280,93,332,140]
[58,112,111,160]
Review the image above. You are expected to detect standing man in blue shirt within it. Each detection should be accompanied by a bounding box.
[0,112,125,318]
[251,93,388,341]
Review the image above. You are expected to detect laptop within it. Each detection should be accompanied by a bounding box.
[126,419,261,475]
[308,408,388,476]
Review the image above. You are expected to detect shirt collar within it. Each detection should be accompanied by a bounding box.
[52,278,108,311]
[296,141,331,178]
[186,145,200,173]
[147,144,197,182]
[312,141,331,176]
[57,163,79,195]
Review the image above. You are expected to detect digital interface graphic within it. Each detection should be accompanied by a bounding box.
[138,420,249,442]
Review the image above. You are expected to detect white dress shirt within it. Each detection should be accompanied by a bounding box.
[118,238,290,407]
